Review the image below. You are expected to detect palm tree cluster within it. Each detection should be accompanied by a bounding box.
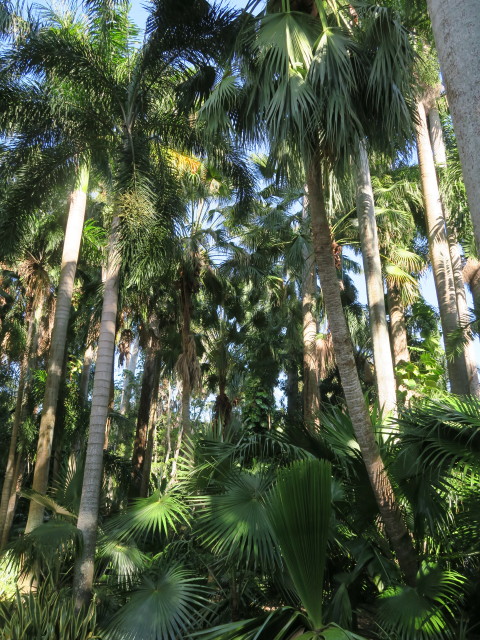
[0,0,480,638]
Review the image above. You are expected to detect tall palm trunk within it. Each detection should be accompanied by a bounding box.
[1,456,25,549]
[426,0,480,252]
[306,157,417,586]
[356,142,397,414]
[79,343,95,406]
[73,215,121,608]
[427,105,447,167]
[426,103,480,396]
[302,243,320,426]
[25,164,90,533]
[139,386,160,498]
[415,101,471,395]
[130,336,161,498]
[0,294,44,547]
[120,335,139,414]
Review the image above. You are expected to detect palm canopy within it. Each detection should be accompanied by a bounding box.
[200,0,416,175]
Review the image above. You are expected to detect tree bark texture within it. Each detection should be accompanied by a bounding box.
[463,258,480,317]
[426,0,480,252]
[73,214,121,608]
[415,101,471,395]
[139,388,161,498]
[356,141,397,415]
[79,343,95,406]
[427,106,447,167]
[131,338,161,498]
[306,157,417,586]
[25,165,90,533]
[386,282,410,367]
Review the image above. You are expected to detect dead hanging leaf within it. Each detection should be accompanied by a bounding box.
[317,332,335,379]
[176,334,202,393]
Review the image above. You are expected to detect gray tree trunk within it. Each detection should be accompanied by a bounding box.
[426,102,480,396]
[386,282,410,367]
[25,164,89,533]
[73,215,121,608]
[120,335,139,414]
[356,141,397,415]
[463,258,480,316]
[415,101,471,394]
[79,343,95,406]
[426,0,480,252]
[306,157,417,587]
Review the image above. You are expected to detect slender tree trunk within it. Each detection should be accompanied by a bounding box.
[463,258,480,317]
[103,364,115,451]
[426,0,480,252]
[386,282,410,366]
[356,141,397,414]
[169,424,184,487]
[79,343,95,406]
[139,386,161,498]
[302,243,321,427]
[445,223,480,396]
[131,338,161,498]
[306,157,417,586]
[426,103,480,396]
[120,335,139,414]
[73,214,121,608]
[25,164,90,533]
[427,106,447,167]
[415,101,471,395]
[0,294,44,546]
[0,456,24,549]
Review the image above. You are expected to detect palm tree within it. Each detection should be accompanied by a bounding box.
[425,0,480,253]
[200,1,418,583]
[356,142,397,414]
[25,161,90,533]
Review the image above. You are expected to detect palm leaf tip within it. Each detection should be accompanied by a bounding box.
[268,459,332,630]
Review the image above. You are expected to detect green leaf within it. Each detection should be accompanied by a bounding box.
[268,459,332,629]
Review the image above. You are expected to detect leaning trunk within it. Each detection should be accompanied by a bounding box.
[306,157,417,586]
[356,141,397,415]
[426,0,480,252]
[415,101,471,395]
[73,215,121,608]
[130,337,161,498]
[25,164,90,533]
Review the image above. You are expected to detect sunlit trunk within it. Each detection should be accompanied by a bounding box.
[306,155,417,586]
[25,164,90,532]
[427,105,447,167]
[415,101,471,395]
[463,258,480,316]
[426,0,480,252]
[73,214,121,608]
[356,141,397,414]
[79,343,95,406]
[386,282,409,367]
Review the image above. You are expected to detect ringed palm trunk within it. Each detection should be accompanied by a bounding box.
[25,164,90,533]
[415,101,471,395]
[73,215,121,608]
[356,142,397,415]
[302,243,321,427]
[130,336,161,498]
[426,0,480,252]
[306,157,417,586]
[0,294,44,547]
